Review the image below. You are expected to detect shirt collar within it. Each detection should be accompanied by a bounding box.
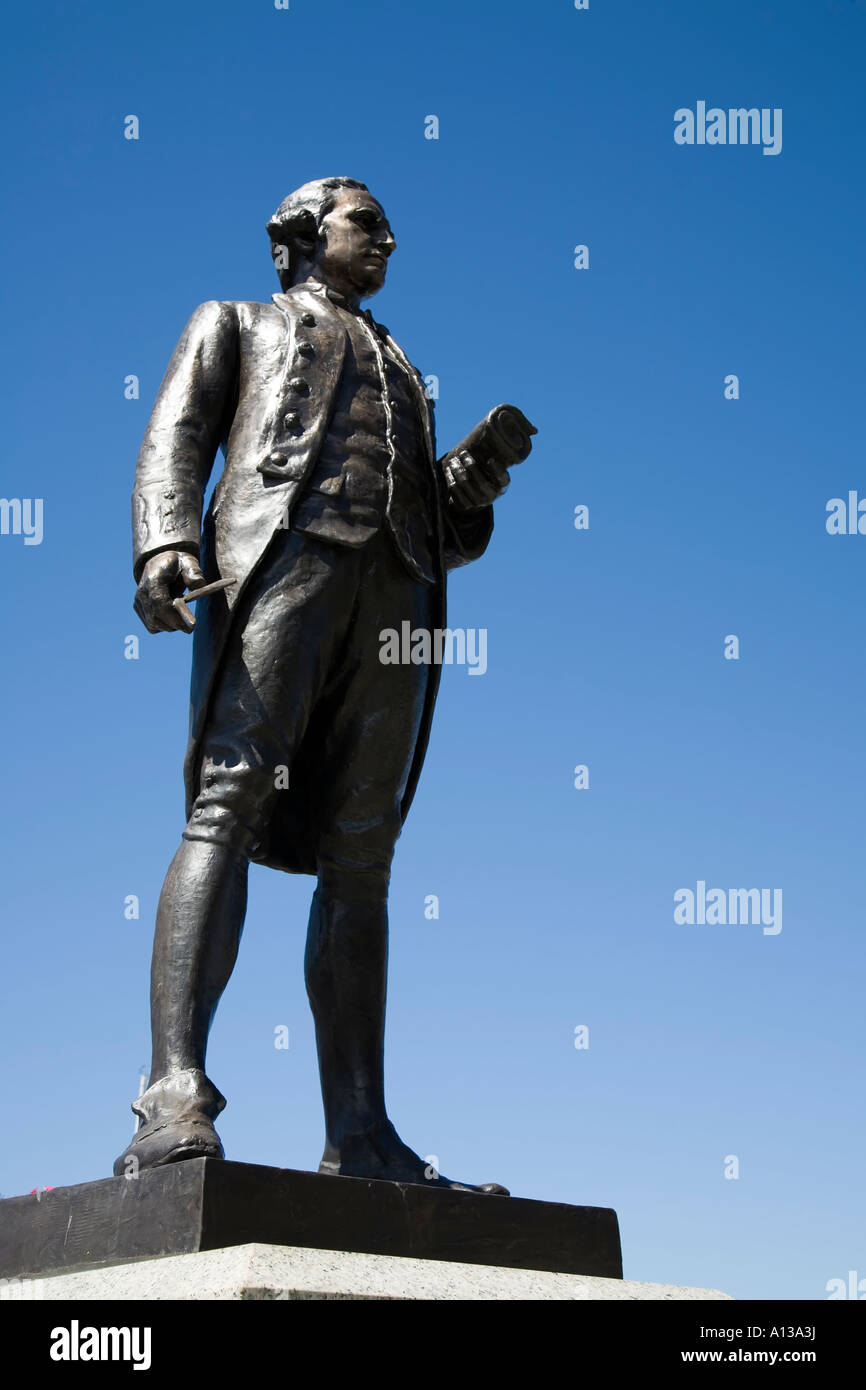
[285,279,388,338]
[293,278,359,312]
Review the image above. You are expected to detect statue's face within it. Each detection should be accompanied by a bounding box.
[311,188,395,300]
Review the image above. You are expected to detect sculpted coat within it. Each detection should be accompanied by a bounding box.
[131,282,494,875]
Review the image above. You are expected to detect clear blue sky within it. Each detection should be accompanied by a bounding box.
[1,0,864,1300]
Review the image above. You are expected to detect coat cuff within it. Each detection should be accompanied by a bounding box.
[132,484,202,582]
[441,502,494,572]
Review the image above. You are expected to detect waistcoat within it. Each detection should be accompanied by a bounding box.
[291,305,436,585]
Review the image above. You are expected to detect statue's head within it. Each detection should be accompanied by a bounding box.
[267,177,395,303]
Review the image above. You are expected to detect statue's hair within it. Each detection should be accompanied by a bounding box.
[266,177,370,290]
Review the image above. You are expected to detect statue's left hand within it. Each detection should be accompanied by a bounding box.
[443,447,511,510]
[442,403,537,512]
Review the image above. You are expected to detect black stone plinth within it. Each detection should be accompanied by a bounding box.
[0,1160,622,1280]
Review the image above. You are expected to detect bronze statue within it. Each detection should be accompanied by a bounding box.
[115,177,535,1192]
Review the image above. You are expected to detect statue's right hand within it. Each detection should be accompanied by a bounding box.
[133,551,205,634]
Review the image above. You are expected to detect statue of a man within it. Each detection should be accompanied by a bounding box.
[115,177,535,1192]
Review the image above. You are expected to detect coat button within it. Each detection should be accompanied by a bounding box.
[300,313,316,327]
[288,377,310,395]
[266,450,288,468]
[283,413,301,430]
[296,341,314,357]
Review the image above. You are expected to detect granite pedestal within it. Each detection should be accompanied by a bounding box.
[1,1243,732,1301]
